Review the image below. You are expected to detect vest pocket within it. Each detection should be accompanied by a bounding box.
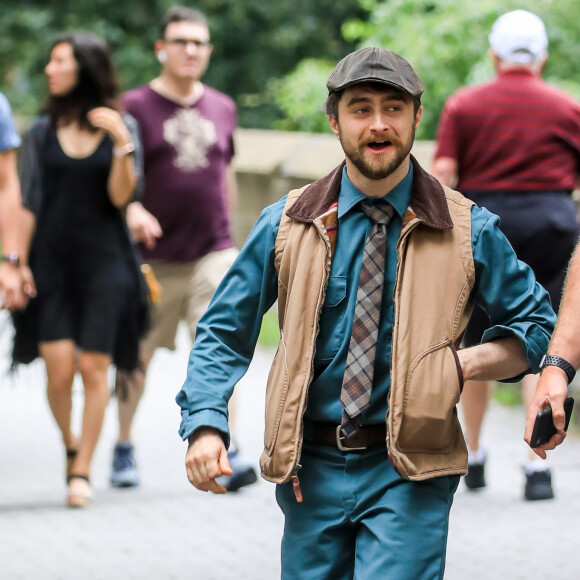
[397,340,463,454]
[264,333,290,455]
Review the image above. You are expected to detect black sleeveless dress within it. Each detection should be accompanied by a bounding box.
[31,130,138,358]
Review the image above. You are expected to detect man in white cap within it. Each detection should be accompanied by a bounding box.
[432,9,580,501]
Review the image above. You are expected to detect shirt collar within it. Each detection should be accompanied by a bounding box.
[338,162,413,220]
[498,69,537,80]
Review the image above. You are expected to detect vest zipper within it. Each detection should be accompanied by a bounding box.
[289,218,331,504]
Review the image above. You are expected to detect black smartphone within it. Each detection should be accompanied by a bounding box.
[529,396,574,448]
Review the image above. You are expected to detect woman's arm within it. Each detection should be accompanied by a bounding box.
[19,207,36,299]
[87,108,137,208]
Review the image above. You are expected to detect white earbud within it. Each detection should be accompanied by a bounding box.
[157,50,167,64]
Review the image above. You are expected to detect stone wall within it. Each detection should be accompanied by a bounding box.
[231,128,435,245]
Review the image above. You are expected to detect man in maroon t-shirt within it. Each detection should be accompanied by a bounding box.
[432,9,580,501]
[110,6,256,492]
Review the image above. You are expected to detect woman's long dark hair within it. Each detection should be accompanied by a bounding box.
[42,31,121,130]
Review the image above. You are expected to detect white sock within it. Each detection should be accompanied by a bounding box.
[467,446,486,465]
[525,459,550,475]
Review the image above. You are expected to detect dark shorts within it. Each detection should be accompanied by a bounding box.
[464,191,579,347]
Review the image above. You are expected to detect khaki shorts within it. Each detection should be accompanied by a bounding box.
[141,247,239,353]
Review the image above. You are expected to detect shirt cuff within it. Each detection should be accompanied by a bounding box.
[178,409,231,448]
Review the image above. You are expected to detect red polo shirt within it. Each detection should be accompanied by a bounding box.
[434,70,580,193]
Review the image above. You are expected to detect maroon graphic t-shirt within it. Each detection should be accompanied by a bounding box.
[123,85,236,262]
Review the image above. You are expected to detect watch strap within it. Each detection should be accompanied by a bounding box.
[540,354,576,385]
[113,142,136,157]
[1,252,20,267]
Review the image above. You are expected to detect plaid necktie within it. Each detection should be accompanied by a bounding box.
[340,201,394,437]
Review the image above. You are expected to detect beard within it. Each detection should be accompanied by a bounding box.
[339,126,416,181]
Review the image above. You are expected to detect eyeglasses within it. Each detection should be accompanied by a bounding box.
[164,38,211,49]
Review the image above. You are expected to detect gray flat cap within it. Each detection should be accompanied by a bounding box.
[326,47,423,98]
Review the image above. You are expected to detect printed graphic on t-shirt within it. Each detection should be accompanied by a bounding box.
[163,108,217,172]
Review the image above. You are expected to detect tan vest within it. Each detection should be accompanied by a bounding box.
[259,159,475,485]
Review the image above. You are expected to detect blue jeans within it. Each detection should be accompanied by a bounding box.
[276,442,460,580]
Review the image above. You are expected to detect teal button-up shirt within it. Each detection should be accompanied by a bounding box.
[177,165,555,443]
[309,165,411,424]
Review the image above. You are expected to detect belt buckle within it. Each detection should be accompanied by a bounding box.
[336,425,367,452]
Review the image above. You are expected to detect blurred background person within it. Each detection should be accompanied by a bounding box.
[0,91,31,310]
[13,31,147,508]
[111,6,256,492]
[431,10,580,501]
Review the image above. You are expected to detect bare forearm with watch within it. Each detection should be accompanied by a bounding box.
[0,148,28,310]
[524,242,580,456]
[87,107,137,208]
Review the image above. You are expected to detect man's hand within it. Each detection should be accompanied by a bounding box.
[126,202,162,249]
[185,428,233,494]
[524,365,569,459]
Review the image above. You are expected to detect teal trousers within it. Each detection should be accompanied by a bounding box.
[275,442,459,580]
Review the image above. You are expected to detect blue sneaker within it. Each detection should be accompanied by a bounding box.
[217,450,257,492]
[110,441,140,488]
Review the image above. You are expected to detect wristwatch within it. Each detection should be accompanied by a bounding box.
[1,252,20,267]
[539,354,576,385]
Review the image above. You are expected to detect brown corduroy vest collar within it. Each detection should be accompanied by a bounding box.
[286,155,454,231]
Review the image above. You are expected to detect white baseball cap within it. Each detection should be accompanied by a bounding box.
[489,9,548,64]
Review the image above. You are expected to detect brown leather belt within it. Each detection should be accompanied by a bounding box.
[304,420,387,452]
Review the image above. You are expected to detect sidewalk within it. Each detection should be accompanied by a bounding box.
[1,318,579,579]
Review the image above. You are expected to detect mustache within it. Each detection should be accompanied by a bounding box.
[360,134,402,147]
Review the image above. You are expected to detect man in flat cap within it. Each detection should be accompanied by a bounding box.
[432,9,580,501]
[177,46,555,578]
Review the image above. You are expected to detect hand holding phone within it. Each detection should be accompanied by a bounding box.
[529,397,574,448]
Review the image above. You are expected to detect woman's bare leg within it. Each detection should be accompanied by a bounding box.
[40,340,76,454]
[74,350,112,478]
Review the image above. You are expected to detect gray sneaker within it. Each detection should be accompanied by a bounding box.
[110,441,140,488]
[464,460,486,490]
[524,469,554,501]
[217,450,257,492]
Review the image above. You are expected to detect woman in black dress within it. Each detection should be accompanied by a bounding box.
[17,32,147,507]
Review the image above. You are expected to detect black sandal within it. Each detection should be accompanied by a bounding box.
[66,473,89,485]
[66,447,78,481]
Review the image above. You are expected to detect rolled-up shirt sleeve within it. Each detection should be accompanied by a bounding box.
[470,205,556,381]
[176,201,283,445]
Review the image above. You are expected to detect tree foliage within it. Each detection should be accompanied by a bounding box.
[3,1,579,136]
[0,0,365,128]
[267,59,336,133]
[270,0,580,138]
